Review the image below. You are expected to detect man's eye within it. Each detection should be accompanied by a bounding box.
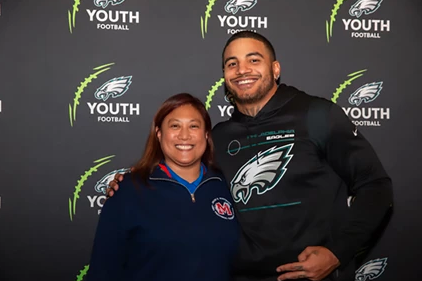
[227,62,236,67]
[170,124,179,128]
[251,59,259,63]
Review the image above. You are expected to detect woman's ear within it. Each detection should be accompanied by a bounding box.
[156,126,161,142]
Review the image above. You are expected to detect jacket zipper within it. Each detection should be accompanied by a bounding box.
[149,177,222,203]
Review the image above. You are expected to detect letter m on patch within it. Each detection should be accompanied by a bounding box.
[215,202,233,215]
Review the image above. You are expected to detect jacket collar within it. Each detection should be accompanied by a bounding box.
[149,162,223,181]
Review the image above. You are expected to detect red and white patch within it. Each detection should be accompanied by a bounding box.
[211,197,235,220]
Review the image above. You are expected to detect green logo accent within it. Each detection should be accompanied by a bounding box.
[69,155,115,221]
[205,77,225,110]
[75,264,89,281]
[68,0,81,34]
[69,63,115,127]
[326,0,345,42]
[200,0,218,38]
[331,69,366,104]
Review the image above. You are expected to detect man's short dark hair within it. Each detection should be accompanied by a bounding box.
[221,31,276,69]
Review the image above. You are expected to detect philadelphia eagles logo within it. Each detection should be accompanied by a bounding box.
[349,0,384,18]
[94,0,126,9]
[355,258,388,281]
[348,82,383,106]
[230,144,294,205]
[225,0,258,15]
[94,168,130,194]
[94,76,133,102]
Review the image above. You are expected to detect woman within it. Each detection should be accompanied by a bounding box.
[86,93,239,281]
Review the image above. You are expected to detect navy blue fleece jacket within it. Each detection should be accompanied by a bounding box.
[87,164,240,281]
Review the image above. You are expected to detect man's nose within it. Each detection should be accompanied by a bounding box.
[236,61,252,75]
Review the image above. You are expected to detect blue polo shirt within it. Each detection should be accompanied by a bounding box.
[164,162,205,194]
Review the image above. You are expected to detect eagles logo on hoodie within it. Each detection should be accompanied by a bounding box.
[230,144,294,205]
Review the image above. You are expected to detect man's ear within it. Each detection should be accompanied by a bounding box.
[272,60,281,80]
[156,126,161,142]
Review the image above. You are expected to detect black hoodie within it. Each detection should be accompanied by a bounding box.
[211,84,393,281]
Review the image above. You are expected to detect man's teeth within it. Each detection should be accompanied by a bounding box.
[238,79,255,85]
[176,145,193,150]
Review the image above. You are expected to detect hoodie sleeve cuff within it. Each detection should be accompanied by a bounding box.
[325,239,361,269]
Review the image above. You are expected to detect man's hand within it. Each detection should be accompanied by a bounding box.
[276,246,340,281]
[106,173,124,198]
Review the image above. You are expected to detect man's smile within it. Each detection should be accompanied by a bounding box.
[232,76,259,89]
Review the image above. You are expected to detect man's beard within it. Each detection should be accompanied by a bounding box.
[226,70,275,105]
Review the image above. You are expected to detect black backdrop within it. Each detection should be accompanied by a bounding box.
[0,0,421,280]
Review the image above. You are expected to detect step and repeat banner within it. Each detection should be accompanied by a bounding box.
[0,0,421,280]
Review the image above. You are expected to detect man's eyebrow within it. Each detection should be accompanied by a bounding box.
[224,52,265,65]
[246,52,264,58]
[224,56,237,65]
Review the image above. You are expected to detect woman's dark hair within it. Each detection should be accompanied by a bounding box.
[131,93,218,183]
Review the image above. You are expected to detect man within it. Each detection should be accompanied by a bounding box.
[108,31,393,281]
